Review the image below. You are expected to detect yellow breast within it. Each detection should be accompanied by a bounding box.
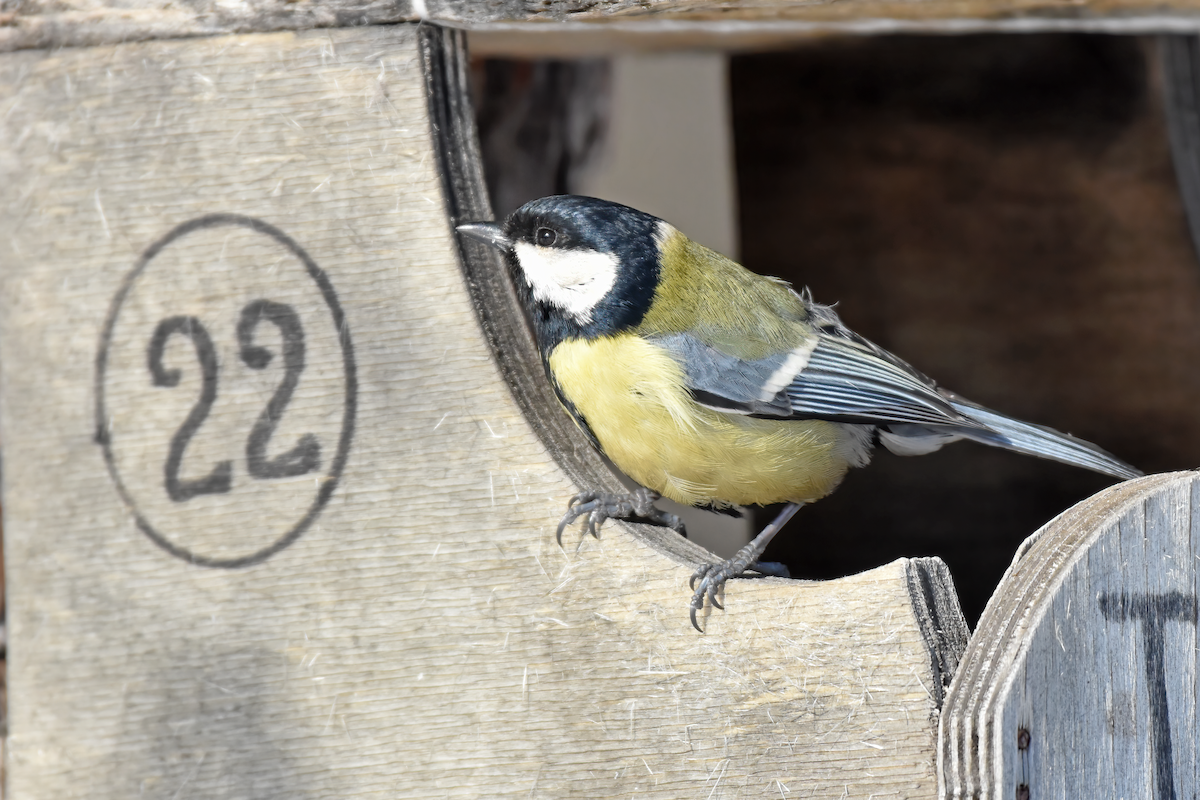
[548,335,859,508]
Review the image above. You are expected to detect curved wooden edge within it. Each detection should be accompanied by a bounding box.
[937,471,1196,799]
[420,22,712,569]
[907,557,972,709]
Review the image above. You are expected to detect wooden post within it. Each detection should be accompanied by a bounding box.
[940,471,1200,800]
[0,21,970,799]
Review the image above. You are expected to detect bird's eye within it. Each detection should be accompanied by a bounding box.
[536,227,557,247]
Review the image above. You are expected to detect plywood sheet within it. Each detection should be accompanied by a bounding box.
[0,25,962,798]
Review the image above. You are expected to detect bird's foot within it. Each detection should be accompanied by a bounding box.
[688,502,804,632]
[689,549,770,632]
[556,487,686,549]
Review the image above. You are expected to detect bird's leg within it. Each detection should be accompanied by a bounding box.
[556,486,686,549]
[689,502,804,632]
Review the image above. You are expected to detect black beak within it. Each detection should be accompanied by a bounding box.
[456,222,511,251]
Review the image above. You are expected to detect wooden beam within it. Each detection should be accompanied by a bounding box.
[8,0,1200,54]
[0,22,968,798]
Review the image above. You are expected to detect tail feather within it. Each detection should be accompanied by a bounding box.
[949,400,1142,481]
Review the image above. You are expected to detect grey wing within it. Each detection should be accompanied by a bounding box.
[650,323,976,428]
[650,308,1142,480]
[648,332,796,418]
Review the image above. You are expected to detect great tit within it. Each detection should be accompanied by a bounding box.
[458,195,1142,631]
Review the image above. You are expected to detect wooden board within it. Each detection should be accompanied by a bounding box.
[8,0,1200,54]
[0,23,968,798]
[939,471,1200,799]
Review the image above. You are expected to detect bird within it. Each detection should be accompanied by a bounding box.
[457,195,1142,631]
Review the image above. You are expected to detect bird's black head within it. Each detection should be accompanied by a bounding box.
[458,195,665,352]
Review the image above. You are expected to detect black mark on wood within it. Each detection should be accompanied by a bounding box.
[238,299,321,479]
[1099,591,1198,800]
[96,214,357,569]
[147,315,233,501]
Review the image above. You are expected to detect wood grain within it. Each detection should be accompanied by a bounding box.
[940,471,1200,799]
[8,0,1200,54]
[0,24,966,798]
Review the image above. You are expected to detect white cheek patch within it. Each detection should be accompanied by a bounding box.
[514,241,619,324]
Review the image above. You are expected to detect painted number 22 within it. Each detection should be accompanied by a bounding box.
[147,300,321,502]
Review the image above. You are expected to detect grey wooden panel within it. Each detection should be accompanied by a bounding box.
[0,23,966,799]
[940,472,1200,800]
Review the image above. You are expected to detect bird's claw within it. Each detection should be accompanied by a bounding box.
[555,493,610,546]
[687,503,802,632]
[688,558,788,632]
[689,562,735,632]
[556,487,686,549]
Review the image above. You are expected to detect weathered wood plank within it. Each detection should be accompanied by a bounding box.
[0,23,966,798]
[9,0,1200,54]
[939,471,1200,799]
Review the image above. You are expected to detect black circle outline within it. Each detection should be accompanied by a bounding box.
[95,214,358,568]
